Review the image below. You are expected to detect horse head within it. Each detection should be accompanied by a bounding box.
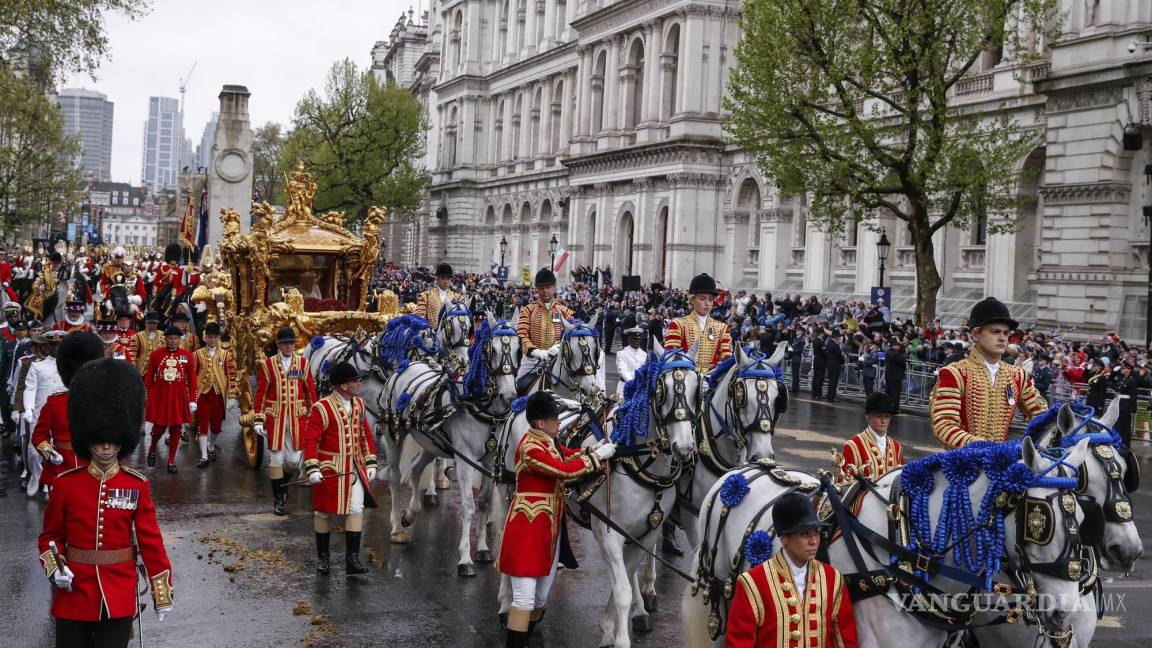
[557,315,602,399]
[436,300,474,372]
[464,311,522,407]
[1032,400,1143,572]
[723,342,789,462]
[650,347,701,462]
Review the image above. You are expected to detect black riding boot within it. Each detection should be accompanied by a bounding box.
[661,521,684,557]
[315,532,331,575]
[345,532,369,575]
[272,477,287,516]
[527,608,546,638]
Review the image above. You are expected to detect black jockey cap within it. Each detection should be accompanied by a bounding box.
[144,311,160,323]
[276,326,297,343]
[688,273,720,296]
[57,332,107,387]
[525,391,563,422]
[164,326,182,337]
[435,263,453,277]
[170,310,189,322]
[329,361,362,386]
[69,358,145,459]
[164,242,182,263]
[865,392,895,416]
[772,491,829,537]
[968,296,1019,331]
[48,251,62,265]
[203,322,222,336]
[534,267,557,287]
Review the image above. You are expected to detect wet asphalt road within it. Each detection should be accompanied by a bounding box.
[2,364,1152,647]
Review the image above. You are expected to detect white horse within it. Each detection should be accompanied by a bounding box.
[589,347,702,648]
[683,436,1097,648]
[973,399,1143,648]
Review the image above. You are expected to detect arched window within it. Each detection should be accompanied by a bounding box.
[512,94,524,159]
[624,37,645,129]
[591,51,607,133]
[494,99,505,163]
[661,24,680,120]
[655,205,669,281]
[616,211,635,274]
[451,10,464,72]
[737,178,761,246]
[530,87,543,159]
[498,0,509,60]
[550,78,564,154]
[446,105,459,168]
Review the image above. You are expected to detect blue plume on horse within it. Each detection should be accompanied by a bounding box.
[379,315,433,369]
[1025,402,1122,448]
[464,319,493,398]
[611,349,695,445]
[707,356,737,390]
[396,392,412,412]
[398,359,411,374]
[309,336,326,351]
[719,473,751,508]
[511,396,528,414]
[744,530,774,566]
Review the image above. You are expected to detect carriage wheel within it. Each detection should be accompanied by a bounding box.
[244,425,264,470]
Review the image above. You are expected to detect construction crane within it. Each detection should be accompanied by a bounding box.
[175,62,197,177]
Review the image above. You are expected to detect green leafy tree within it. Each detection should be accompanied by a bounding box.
[0,68,80,235]
[726,0,1060,324]
[287,59,429,225]
[252,122,288,205]
[0,0,149,79]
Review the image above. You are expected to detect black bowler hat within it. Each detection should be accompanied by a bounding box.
[329,361,362,386]
[69,358,145,460]
[144,311,160,323]
[534,267,557,287]
[276,326,297,343]
[687,273,720,296]
[968,297,1018,331]
[525,391,563,422]
[170,310,189,322]
[164,326,182,337]
[435,263,453,277]
[772,492,829,537]
[203,322,222,336]
[865,392,894,415]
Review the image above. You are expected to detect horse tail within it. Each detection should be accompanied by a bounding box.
[680,581,715,648]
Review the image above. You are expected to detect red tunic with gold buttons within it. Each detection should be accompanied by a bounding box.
[254,354,318,452]
[143,346,197,426]
[725,553,858,648]
[302,395,378,515]
[31,391,84,488]
[38,464,173,621]
[496,429,601,577]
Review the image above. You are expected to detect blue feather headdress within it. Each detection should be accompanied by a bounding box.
[611,349,695,445]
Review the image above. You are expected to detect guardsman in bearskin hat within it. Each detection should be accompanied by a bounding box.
[302,361,378,576]
[129,311,163,375]
[724,492,858,648]
[415,263,465,328]
[52,301,92,334]
[497,391,616,647]
[663,273,732,372]
[192,322,237,468]
[254,326,318,515]
[930,297,1047,449]
[515,268,574,384]
[38,358,174,647]
[837,393,905,483]
[143,326,198,473]
[21,330,65,496]
[31,332,106,493]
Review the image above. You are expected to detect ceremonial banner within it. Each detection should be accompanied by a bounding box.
[196,184,209,253]
[179,195,197,250]
[552,243,569,272]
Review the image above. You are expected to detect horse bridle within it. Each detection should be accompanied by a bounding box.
[726,358,787,449]
[651,353,702,437]
[483,322,521,396]
[438,303,474,352]
[551,323,600,394]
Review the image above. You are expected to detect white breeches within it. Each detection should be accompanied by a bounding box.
[510,543,561,610]
[267,433,301,469]
[315,475,365,516]
[516,355,548,381]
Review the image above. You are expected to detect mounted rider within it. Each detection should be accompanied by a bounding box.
[497,391,616,648]
[837,392,904,483]
[930,297,1047,449]
[97,246,146,320]
[514,268,572,386]
[254,326,318,516]
[415,263,464,328]
[724,492,858,648]
[663,273,732,372]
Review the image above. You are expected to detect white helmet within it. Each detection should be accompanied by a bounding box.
[113,246,126,258]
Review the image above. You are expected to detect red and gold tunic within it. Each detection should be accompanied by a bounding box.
[31,392,84,487]
[725,553,858,648]
[51,320,92,334]
[415,287,465,328]
[664,314,733,372]
[496,428,601,577]
[302,395,379,515]
[930,355,1047,449]
[143,346,197,426]
[838,429,904,483]
[254,354,318,452]
[105,328,136,363]
[129,329,164,375]
[516,300,574,353]
[38,464,173,621]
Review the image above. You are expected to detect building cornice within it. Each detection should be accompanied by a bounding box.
[563,137,724,179]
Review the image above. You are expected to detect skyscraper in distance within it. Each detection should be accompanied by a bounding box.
[140,96,182,191]
[56,88,114,181]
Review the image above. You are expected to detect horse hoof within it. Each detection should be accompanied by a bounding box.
[631,614,653,633]
[390,530,408,544]
[457,563,477,577]
[474,549,494,563]
[642,592,659,612]
[400,510,415,527]
[423,493,439,508]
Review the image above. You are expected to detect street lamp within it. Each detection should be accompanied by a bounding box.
[499,236,508,281]
[549,233,559,271]
[876,228,892,288]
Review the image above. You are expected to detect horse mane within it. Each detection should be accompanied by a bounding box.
[611,348,694,444]
[463,319,493,398]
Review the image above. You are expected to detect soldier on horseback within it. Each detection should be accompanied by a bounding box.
[836,393,905,483]
[415,263,464,328]
[664,273,732,372]
[514,268,572,387]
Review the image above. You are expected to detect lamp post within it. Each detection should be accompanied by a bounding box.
[876,228,892,288]
[499,236,508,282]
[548,233,559,272]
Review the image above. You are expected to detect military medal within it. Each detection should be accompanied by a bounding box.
[1006,385,1016,407]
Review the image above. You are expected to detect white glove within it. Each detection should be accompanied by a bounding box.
[188,402,197,414]
[530,349,550,361]
[48,450,63,466]
[156,605,171,622]
[367,467,377,481]
[11,411,21,425]
[594,443,617,461]
[308,471,323,485]
[195,302,207,313]
[547,344,561,357]
[128,295,142,306]
[253,422,265,437]
[51,565,74,591]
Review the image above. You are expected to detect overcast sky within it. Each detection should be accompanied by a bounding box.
[62,0,419,185]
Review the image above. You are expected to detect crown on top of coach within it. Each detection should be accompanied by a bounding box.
[285,161,319,218]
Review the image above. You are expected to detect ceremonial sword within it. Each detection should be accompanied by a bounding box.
[285,471,356,487]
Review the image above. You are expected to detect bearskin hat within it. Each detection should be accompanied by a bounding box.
[57,332,106,387]
[69,359,144,459]
[164,242,183,264]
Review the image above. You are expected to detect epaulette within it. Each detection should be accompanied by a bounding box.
[121,466,148,481]
[57,465,87,479]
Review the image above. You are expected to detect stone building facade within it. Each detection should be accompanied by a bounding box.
[378,0,1152,338]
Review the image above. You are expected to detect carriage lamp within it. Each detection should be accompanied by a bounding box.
[876,229,892,288]
[549,234,559,271]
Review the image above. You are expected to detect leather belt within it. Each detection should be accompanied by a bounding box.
[67,547,134,565]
